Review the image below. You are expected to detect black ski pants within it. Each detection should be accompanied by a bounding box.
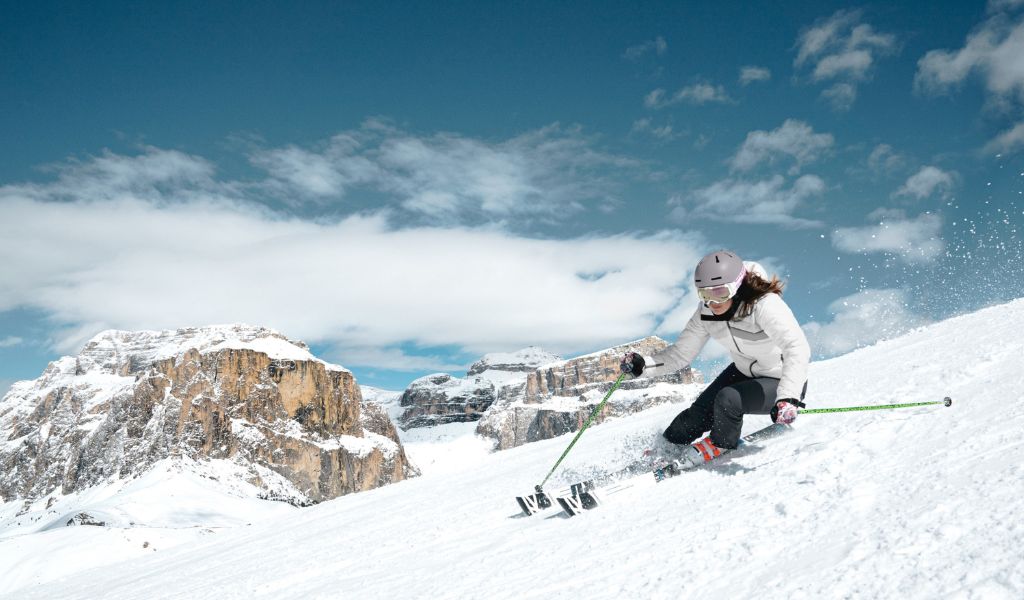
[662,363,805,449]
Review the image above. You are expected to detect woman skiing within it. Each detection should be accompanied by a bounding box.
[621,250,810,468]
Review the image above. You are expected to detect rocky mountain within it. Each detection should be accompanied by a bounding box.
[476,336,701,449]
[397,347,561,428]
[384,338,701,450]
[0,325,416,507]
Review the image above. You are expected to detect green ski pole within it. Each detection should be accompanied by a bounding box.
[800,397,952,414]
[535,372,628,491]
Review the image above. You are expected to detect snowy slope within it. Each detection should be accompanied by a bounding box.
[361,385,495,476]
[10,299,1024,599]
[0,458,297,594]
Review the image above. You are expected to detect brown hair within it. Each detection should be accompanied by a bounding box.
[732,272,785,318]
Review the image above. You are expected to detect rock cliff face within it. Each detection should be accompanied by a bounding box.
[389,338,702,450]
[475,337,702,450]
[0,325,416,506]
[397,347,561,429]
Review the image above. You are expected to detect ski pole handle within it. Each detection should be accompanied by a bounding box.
[800,397,952,414]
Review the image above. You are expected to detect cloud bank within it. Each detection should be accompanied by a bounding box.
[246,122,638,220]
[0,146,706,369]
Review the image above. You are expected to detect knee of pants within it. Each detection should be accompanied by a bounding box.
[713,387,743,417]
[662,427,687,445]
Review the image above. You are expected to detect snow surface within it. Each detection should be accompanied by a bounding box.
[6,299,1024,599]
[360,385,404,423]
[474,347,560,367]
[360,385,494,476]
[397,420,495,476]
[0,458,297,594]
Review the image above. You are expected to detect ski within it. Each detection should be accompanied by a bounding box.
[515,483,578,516]
[516,481,598,516]
[555,423,792,517]
[515,485,554,516]
[553,475,653,517]
[555,481,601,517]
[653,422,790,481]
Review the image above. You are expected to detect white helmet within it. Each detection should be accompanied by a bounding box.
[694,250,746,304]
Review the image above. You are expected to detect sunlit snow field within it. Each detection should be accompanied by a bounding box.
[3,300,1024,599]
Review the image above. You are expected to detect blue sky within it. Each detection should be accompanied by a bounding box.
[2,0,1023,393]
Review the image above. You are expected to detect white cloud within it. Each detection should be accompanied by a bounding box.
[624,36,667,60]
[915,14,1024,102]
[7,126,635,223]
[249,134,378,199]
[0,189,706,363]
[867,143,906,174]
[795,10,897,110]
[803,288,930,356]
[246,122,636,219]
[730,119,834,174]
[813,48,874,81]
[832,211,945,263]
[916,12,1024,153]
[0,333,23,348]
[739,66,772,85]
[821,82,857,111]
[677,83,732,104]
[0,379,12,400]
[0,336,23,348]
[630,118,679,140]
[671,174,826,229]
[983,120,1024,153]
[11,147,219,203]
[644,89,667,108]
[795,10,861,67]
[894,166,956,199]
[645,83,733,108]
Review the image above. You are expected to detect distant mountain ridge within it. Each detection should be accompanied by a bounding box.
[391,337,702,449]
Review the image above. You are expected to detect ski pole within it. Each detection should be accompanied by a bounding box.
[800,397,952,414]
[535,373,628,491]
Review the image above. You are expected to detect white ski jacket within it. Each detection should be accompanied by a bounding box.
[643,263,811,400]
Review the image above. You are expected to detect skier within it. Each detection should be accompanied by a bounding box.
[621,250,810,468]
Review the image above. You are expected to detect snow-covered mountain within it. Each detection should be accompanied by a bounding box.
[467,347,563,383]
[394,346,561,429]
[4,299,1024,598]
[393,337,702,450]
[0,325,415,510]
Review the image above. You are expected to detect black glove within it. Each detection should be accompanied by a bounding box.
[620,352,645,377]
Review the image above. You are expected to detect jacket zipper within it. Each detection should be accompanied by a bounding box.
[726,322,742,354]
[727,321,758,377]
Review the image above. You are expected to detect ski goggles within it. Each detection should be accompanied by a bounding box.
[697,268,746,304]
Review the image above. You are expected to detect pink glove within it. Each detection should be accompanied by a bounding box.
[773,400,799,425]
